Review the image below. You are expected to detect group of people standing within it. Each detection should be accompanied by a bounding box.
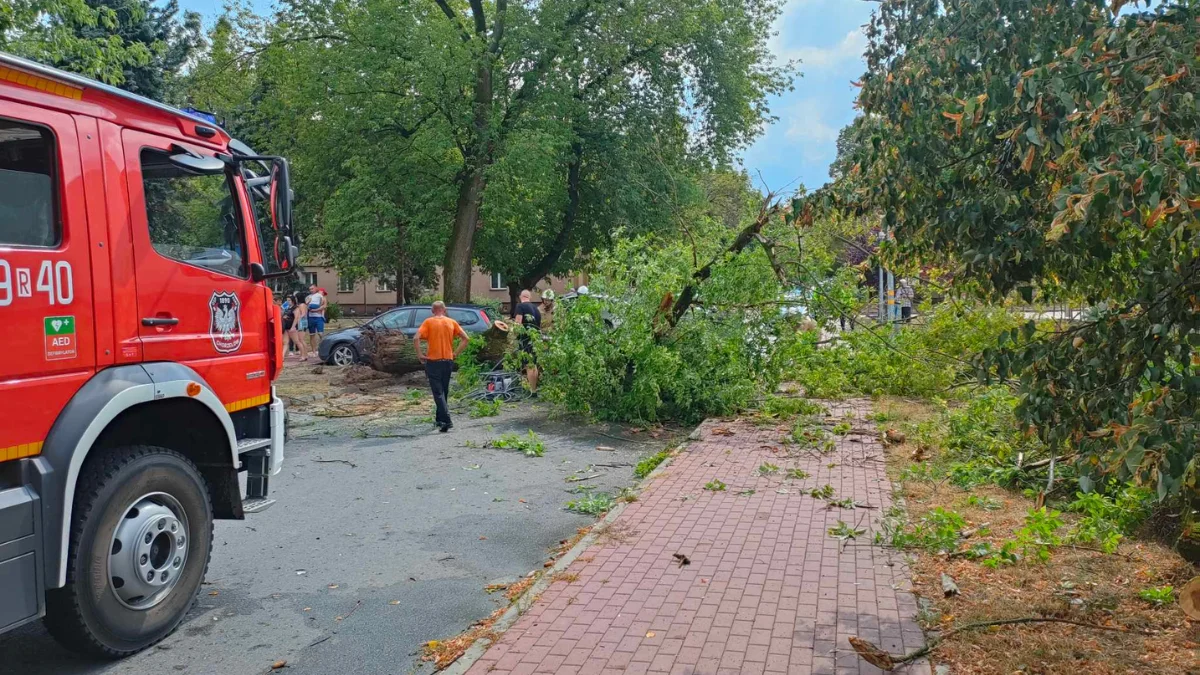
[280,284,328,361]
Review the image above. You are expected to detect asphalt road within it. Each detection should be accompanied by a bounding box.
[1,404,658,675]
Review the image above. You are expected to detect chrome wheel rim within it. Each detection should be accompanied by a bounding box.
[332,345,354,366]
[108,492,189,610]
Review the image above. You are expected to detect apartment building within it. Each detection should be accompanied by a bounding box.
[286,263,585,316]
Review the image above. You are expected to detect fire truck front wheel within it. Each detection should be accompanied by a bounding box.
[45,446,215,658]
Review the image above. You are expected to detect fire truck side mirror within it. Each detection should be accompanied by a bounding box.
[268,159,292,235]
[168,150,226,175]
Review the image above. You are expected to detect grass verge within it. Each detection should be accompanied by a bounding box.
[875,397,1196,674]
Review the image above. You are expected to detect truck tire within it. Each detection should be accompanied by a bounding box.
[44,445,214,658]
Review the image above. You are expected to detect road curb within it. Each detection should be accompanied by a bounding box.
[441,432,696,675]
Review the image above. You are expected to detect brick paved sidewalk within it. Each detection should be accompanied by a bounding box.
[466,400,930,675]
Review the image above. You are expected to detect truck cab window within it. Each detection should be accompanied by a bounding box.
[0,119,59,247]
[140,148,245,278]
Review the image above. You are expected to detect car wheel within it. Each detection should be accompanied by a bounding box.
[44,446,213,658]
[330,343,357,367]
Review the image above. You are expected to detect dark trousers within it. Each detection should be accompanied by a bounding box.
[425,360,454,426]
[901,306,913,322]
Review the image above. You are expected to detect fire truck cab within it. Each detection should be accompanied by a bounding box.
[0,53,296,657]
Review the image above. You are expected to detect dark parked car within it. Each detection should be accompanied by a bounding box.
[318,304,498,366]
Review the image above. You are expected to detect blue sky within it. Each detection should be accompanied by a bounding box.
[179,0,870,195]
[741,0,873,195]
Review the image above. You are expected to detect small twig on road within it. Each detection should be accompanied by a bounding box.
[566,473,605,483]
[314,458,358,468]
[307,635,333,648]
[592,462,634,468]
[335,599,363,623]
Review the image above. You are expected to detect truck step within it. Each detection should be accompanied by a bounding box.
[238,437,271,452]
[242,497,276,514]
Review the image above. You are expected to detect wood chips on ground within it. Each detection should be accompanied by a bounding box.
[875,397,1199,675]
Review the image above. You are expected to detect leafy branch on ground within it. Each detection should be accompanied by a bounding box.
[487,431,545,457]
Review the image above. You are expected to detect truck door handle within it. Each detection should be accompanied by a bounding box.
[142,317,180,326]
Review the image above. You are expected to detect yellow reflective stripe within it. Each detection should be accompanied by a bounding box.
[224,394,271,413]
[0,66,83,100]
[1,441,44,462]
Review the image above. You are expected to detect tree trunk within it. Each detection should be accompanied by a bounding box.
[477,320,512,364]
[444,168,486,303]
[364,330,424,375]
[443,52,495,304]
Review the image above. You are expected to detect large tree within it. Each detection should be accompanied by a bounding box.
[51,0,202,100]
[258,0,789,302]
[835,0,1199,508]
[1,0,153,83]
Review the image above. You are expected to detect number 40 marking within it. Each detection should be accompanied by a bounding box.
[37,261,73,305]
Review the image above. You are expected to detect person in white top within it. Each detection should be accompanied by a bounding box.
[305,284,328,353]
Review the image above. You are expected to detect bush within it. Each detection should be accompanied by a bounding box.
[1066,483,1154,553]
[324,301,343,321]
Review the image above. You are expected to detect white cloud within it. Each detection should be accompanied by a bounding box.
[772,28,867,72]
[784,99,839,149]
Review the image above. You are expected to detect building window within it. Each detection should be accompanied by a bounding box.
[337,276,356,293]
[376,277,396,293]
[302,272,317,287]
[490,272,504,290]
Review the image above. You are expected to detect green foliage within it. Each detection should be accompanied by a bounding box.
[704,480,727,492]
[965,495,1003,511]
[1,0,156,84]
[837,0,1200,497]
[879,507,967,554]
[565,492,616,516]
[1137,586,1175,607]
[896,387,1048,491]
[324,301,343,322]
[831,422,851,436]
[759,396,826,418]
[785,468,810,480]
[488,431,545,458]
[469,399,503,419]
[1013,507,1065,564]
[452,337,487,393]
[828,521,866,541]
[1066,483,1154,553]
[757,463,779,476]
[809,484,835,500]
[536,230,813,423]
[793,305,1021,399]
[789,417,830,448]
[633,449,671,480]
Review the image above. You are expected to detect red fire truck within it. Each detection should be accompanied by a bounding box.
[0,52,296,657]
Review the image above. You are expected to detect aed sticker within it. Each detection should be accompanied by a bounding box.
[44,315,77,361]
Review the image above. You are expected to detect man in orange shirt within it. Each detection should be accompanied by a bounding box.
[414,301,471,432]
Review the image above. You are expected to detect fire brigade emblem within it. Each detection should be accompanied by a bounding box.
[209,291,243,353]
